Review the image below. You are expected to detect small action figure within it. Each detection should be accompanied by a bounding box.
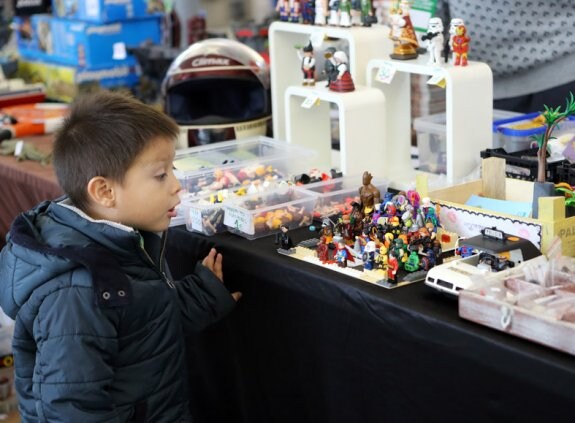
[315,0,328,25]
[450,19,470,66]
[301,0,316,24]
[359,171,381,216]
[298,41,316,86]
[275,224,295,251]
[361,0,376,26]
[276,0,290,21]
[388,0,419,60]
[421,17,444,65]
[329,51,355,92]
[362,241,377,270]
[316,235,331,262]
[289,0,302,23]
[328,0,339,26]
[338,0,352,27]
[335,241,354,267]
[323,47,338,88]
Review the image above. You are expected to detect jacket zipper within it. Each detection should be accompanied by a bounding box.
[137,232,175,289]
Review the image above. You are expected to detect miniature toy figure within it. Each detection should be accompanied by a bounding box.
[362,241,377,270]
[276,0,290,21]
[360,0,376,26]
[445,18,463,63]
[335,241,355,267]
[450,19,470,66]
[338,0,352,27]
[315,0,328,25]
[317,235,331,262]
[322,47,339,88]
[421,17,444,65]
[375,244,388,271]
[302,0,316,24]
[387,250,400,282]
[290,0,302,23]
[329,51,355,92]
[337,214,355,245]
[275,224,295,251]
[297,41,316,86]
[388,0,419,60]
[327,0,340,26]
[359,171,381,216]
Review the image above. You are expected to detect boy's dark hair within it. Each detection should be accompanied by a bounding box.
[53,91,180,211]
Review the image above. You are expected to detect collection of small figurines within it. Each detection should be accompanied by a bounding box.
[275,0,377,27]
[277,171,445,286]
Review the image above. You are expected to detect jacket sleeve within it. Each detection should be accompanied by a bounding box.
[174,262,236,333]
[32,271,121,422]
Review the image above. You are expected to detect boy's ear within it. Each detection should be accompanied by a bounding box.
[87,176,116,208]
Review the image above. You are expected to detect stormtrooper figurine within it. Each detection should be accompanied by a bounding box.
[421,17,444,65]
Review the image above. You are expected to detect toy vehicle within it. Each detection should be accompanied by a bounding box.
[425,227,541,296]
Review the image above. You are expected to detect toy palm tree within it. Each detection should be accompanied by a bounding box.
[533,92,575,182]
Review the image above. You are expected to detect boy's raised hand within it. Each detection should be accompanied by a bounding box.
[202,248,242,302]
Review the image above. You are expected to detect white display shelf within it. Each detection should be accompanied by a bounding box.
[269,21,393,141]
[285,84,386,176]
[366,55,493,189]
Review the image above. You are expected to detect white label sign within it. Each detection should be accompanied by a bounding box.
[188,207,203,232]
[375,62,396,84]
[223,206,254,235]
[301,94,320,109]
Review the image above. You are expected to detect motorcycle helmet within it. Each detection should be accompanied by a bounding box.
[162,38,271,147]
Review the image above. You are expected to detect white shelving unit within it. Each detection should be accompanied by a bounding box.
[285,84,386,175]
[366,55,493,188]
[269,21,393,174]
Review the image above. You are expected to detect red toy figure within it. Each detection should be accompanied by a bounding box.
[329,51,355,92]
[316,235,331,262]
[387,250,400,282]
[450,19,470,66]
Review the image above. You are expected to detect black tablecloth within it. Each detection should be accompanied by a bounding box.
[167,226,575,423]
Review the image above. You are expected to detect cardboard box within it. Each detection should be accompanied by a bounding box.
[423,176,575,257]
[459,261,575,356]
[15,14,162,67]
[51,0,163,23]
[17,57,140,103]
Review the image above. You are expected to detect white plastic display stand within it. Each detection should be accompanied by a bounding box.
[285,84,386,175]
[269,21,393,142]
[366,55,493,189]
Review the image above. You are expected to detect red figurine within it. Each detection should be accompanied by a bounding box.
[329,51,355,92]
[316,235,331,262]
[450,19,470,66]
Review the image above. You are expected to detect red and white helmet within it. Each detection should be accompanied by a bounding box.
[162,38,271,147]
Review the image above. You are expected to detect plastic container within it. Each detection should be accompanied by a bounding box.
[295,174,389,221]
[492,112,546,153]
[173,136,317,196]
[183,194,229,236]
[413,109,521,174]
[223,186,318,240]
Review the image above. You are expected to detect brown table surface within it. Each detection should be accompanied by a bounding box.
[0,135,62,247]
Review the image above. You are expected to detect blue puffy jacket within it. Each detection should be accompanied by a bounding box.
[0,200,236,422]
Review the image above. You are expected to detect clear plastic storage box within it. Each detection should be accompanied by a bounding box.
[223,186,318,240]
[295,175,389,221]
[413,109,521,174]
[173,136,317,196]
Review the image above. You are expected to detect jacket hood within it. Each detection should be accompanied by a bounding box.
[0,200,142,319]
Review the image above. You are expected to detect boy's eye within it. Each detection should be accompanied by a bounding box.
[156,173,168,181]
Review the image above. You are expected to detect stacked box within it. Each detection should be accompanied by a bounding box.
[18,57,140,103]
[51,0,162,23]
[15,14,162,68]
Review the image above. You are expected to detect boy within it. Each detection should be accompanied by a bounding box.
[0,91,241,422]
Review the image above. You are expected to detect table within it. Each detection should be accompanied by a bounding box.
[167,226,575,423]
[0,135,62,247]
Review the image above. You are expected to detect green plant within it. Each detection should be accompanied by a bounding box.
[533,92,575,182]
[555,183,575,208]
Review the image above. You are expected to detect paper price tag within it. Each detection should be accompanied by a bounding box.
[427,73,446,88]
[113,42,127,60]
[223,206,254,235]
[375,63,396,84]
[188,207,203,232]
[14,140,24,157]
[301,94,320,109]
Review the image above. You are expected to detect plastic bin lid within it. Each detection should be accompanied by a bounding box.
[494,112,546,136]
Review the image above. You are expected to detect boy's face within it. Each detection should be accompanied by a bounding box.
[112,137,181,232]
